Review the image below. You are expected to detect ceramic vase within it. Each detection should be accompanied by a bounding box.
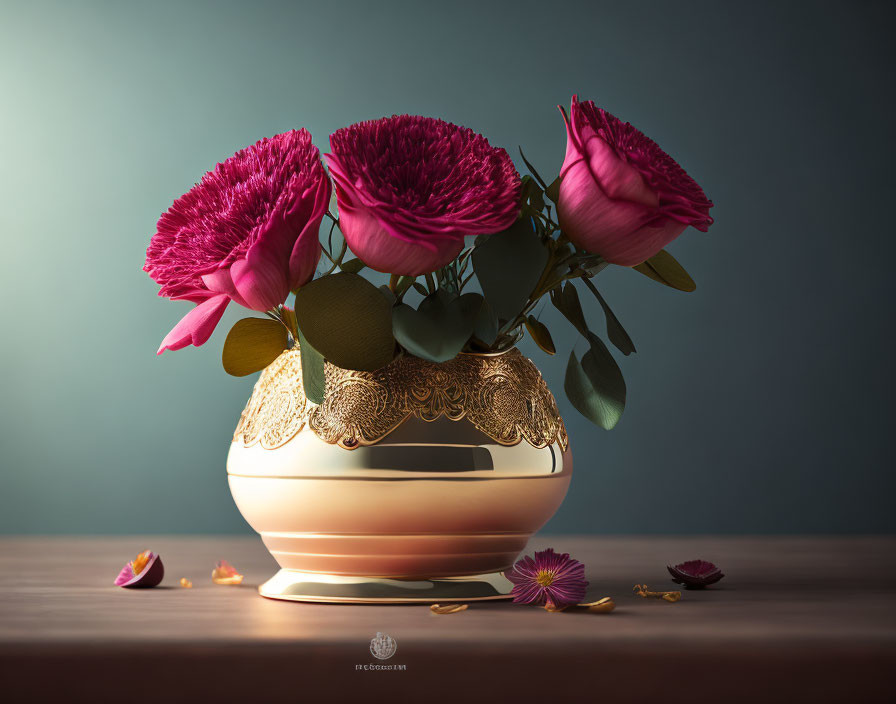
[226,347,571,603]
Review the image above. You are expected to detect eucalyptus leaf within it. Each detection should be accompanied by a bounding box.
[520,176,545,212]
[340,258,366,274]
[518,147,549,190]
[632,250,696,292]
[296,325,326,404]
[392,290,479,362]
[379,285,397,306]
[545,176,560,204]
[473,298,499,346]
[222,318,288,377]
[564,335,626,430]
[550,281,589,337]
[525,316,556,355]
[582,279,636,356]
[293,272,395,371]
[473,216,548,323]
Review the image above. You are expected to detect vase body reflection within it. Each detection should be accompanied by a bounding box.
[226,348,571,603]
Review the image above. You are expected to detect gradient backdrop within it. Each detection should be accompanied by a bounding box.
[1,0,894,534]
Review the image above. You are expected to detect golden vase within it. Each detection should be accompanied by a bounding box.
[226,347,572,603]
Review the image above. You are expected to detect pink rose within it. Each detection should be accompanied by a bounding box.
[558,96,713,266]
[327,115,520,276]
[145,129,330,354]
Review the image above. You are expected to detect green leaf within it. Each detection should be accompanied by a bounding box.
[295,325,326,404]
[525,316,556,355]
[340,258,366,274]
[518,147,549,190]
[582,279,636,356]
[520,175,545,212]
[473,298,499,346]
[392,290,479,362]
[395,275,416,297]
[473,216,549,323]
[379,285,397,306]
[222,318,288,377]
[550,281,589,337]
[564,335,626,430]
[545,176,560,204]
[412,282,429,296]
[632,250,696,292]
[293,272,395,371]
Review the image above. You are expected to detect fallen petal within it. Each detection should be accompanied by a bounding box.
[430,603,468,614]
[212,560,244,585]
[114,550,164,588]
[633,584,681,601]
[580,597,616,613]
[180,578,193,589]
[667,559,725,589]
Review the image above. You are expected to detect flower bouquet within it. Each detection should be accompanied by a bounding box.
[144,96,713,603]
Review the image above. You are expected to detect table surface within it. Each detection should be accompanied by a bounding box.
[2,536,894,703]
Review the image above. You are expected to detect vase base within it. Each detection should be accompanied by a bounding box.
[258,569,514,604]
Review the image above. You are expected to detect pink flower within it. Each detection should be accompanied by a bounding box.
[557,96,713,266]
[145,130,331,354]
[326,115,520,276]
[507,548,588,608]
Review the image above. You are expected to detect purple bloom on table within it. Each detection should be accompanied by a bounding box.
[667,560,724,589]
[507,548,588,608]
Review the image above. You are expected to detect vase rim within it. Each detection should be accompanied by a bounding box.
[286,344,518,363]
[459,347,517,358]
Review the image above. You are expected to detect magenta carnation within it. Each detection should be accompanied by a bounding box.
[507,548,588,608]
[558,96,713,266]
[326,115,520,276]
[145,129,331,354]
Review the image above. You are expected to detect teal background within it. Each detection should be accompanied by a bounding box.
[1,0,893,534]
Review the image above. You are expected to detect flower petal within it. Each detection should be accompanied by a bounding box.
[340,205,462,276]
[288,178,329,287]
[157,294,230,355]
[230,256,290,312]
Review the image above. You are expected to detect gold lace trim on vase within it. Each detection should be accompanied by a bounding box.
[233,347,568,451]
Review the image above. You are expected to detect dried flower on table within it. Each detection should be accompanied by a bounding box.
[507,548,588,610]
[211,560,244,585]
[544,602,569,612]
[633,584,681,602]
[113,550,164,588]
[430,603,468,614]
[179,578,193,588]
[667,560,724,589]
[580,597,615,613]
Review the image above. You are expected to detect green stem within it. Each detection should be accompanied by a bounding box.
[322,239,347,276]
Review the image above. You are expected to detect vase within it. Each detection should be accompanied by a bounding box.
[226,347,571,603]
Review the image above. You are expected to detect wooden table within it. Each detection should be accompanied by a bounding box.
[1,536,894,703]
